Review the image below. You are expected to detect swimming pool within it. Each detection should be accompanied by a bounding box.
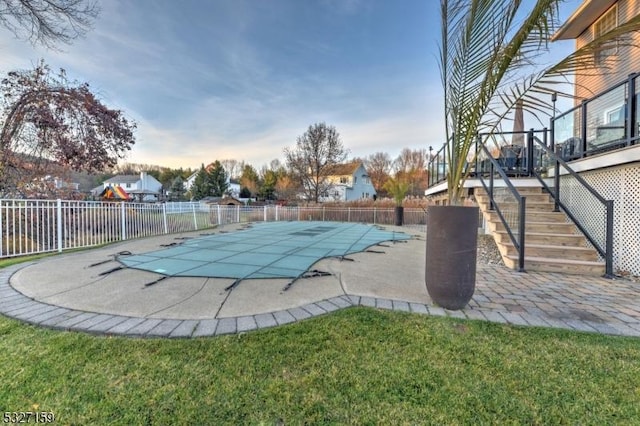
[117,221,411,288]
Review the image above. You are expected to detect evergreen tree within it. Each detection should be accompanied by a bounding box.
[169,176,186,201]
[208,160,229,196]
[239,187,252,198]
[191,164,211,200]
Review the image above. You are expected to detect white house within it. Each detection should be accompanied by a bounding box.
[101,172,163,202]
[319,162,377,202]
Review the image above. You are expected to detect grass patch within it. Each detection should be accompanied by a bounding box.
[1,308,639,424]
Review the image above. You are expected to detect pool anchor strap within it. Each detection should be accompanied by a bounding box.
[282,269,331,292]
[88,251,133,268]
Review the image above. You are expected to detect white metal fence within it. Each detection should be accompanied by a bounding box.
[0,200,426,259]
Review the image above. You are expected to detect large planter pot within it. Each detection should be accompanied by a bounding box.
[394,206,404,226]
[425,205,479,310]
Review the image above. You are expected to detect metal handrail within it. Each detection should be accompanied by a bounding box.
[553,72,640,159]
[530,136,614,277]
[427,141,448,187]
[478,143,527,272]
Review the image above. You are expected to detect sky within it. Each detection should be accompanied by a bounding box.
[0,0,583,171]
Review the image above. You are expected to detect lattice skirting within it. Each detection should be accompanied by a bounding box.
[566,164,640,276]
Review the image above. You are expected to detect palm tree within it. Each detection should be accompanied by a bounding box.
[440,0,640,204]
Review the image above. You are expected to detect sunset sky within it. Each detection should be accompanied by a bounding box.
[0,0,582,170]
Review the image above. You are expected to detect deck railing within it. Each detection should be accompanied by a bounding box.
[0,200,426,259]
[552,72,640,160]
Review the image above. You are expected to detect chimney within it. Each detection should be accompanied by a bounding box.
[140,171,146,190]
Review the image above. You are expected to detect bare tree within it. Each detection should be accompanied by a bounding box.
[274,174,299,202]
[0,0,99,48]
[0,61,136,197]
[364,151,392,197]
[393,148,428,197]
[284,122,348,203]
[220,159,242,179]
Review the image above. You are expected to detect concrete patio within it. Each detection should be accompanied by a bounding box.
[1,223,639,338]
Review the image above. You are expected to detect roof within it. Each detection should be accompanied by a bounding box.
[104,175,140,184]
[552,0,617,41]
[325,162,363,176]
[200,196,243,205]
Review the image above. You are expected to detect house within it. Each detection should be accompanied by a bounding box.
[319,162,377,202]
[426,0,640,277]
[552,0,638,101]
[100,172,163,202]
[549,0,640,276]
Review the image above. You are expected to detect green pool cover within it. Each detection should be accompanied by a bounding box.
[118,221,410,283]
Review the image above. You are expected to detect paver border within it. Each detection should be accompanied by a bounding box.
[2,262,640,338]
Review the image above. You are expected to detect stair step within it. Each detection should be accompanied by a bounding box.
[493,231,586,246]
[504,255,605,275]
[476,185,605,277]
[500,243,599,261]
[476,193,552,203]
[483,210,567,223]
[475,187,545,195]
[479,200,555,212]
[488,221,575,234]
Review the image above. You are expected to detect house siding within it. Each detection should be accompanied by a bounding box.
[346,165,376,201]
[319,163,377,202]
[575,0,640,101]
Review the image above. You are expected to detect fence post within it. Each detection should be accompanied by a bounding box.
[322,207,325,222]
[605,200,614,277]
[57,199,63,252]
[518,197,526,272]
[553,159,560,212]
[120,202,126,241]
[348,207,351,222]
[217,205,222,225]
[264,206,267,222]
[192,204,198,230]
[297,206,300,221]
[0,202,3,257]
[275,205,279,221]
[374,207,376,224]
[627,73,635,147]
[162,203,168,234]
[527,129,534,175]
[236,205,240,223]
[580,100,588,157]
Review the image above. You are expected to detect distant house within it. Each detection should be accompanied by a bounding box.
[320,162,377,202]
[98,172,163,202]
[185,171,198,192]
[228,178,241,198]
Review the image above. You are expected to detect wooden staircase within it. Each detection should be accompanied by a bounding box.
[475,186,605,275]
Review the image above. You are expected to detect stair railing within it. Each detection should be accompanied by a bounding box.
[477,140,527,272]
[529,133,614,277]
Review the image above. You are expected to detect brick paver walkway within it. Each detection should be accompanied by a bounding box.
[1,261,639,338]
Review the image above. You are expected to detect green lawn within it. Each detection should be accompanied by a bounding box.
[1,308,639,425]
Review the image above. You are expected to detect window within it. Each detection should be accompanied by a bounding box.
[339,176,348,184]
[593,5,618,65]
[605,105,624,124]
[353,176,357,184]
[125,183,131,188]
